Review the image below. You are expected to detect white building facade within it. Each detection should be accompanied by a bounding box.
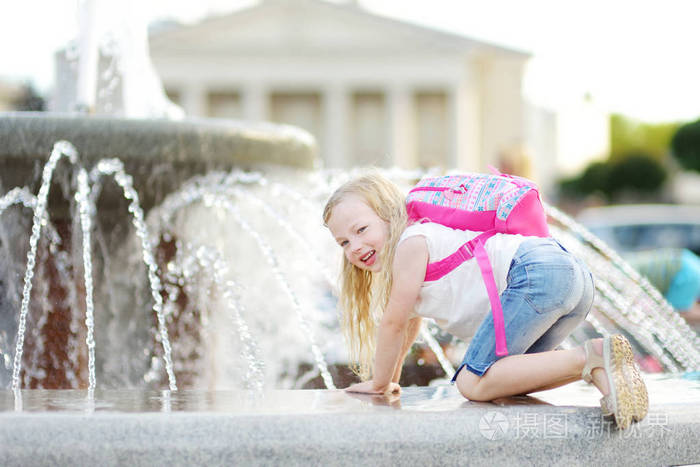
[149,0,535,175]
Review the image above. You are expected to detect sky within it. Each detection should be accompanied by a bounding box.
[1,0,699,123]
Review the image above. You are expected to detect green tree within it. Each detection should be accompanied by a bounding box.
[671,119,700,172]
[610,114,679,161]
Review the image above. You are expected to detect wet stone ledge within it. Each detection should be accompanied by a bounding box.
[0,383,699,467]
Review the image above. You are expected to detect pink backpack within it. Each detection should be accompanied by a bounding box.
[405,168,550,356]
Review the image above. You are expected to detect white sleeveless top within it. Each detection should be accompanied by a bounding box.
[399,222,530,340]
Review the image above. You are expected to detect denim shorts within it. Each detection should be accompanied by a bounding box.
[452,237,594,380]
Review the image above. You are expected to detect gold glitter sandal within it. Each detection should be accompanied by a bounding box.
[582,335,649,429]
[616,334,649,424]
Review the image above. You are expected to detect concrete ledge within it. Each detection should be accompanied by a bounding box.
[1,384,698,466]
[0,408,697,467]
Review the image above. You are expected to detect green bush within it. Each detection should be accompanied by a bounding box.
[671,119,700,172]
[559,161,612,198]
[558,152,667,200]
[607,152,667,196]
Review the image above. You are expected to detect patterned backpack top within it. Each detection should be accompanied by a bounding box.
[406,171,549,237]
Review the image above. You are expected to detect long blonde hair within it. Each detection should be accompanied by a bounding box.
[322,172,408,380]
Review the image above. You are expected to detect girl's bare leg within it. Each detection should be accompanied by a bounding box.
[455,339,610,401]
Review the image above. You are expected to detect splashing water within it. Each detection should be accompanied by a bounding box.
[0,187,81,389]
[76,168,97,389]
[12,142,79,391]
[7,144,177,391]
[67,0,183,117]
[90,158,177,390]
[0,189,63,253]
[206,193,336,389]
[148,176,336,389]
[162,241,265,390]
[204,247,266,391]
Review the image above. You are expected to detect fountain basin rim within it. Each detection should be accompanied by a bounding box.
[0,111,317,169]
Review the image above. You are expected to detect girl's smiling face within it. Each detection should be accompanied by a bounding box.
[327,194,389,272]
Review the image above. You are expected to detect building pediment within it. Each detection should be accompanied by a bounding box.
[150,0,529,58]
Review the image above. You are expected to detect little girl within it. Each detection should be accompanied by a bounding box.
[324,172,649,429]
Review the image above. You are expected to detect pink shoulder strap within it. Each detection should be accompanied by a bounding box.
[470,237,509,356]
[424,229,509,356]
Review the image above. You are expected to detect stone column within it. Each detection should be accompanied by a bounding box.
[181,84,207,117]
[322,84,348,168]
[388,85,415,169]
[446,86,458,169]
[481,57,526,170]
[242,84,267,122]
[452,74,481,171]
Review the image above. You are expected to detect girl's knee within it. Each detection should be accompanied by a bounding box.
[455,369,487,401]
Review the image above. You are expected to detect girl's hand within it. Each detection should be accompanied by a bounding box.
[345,380,401,395]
